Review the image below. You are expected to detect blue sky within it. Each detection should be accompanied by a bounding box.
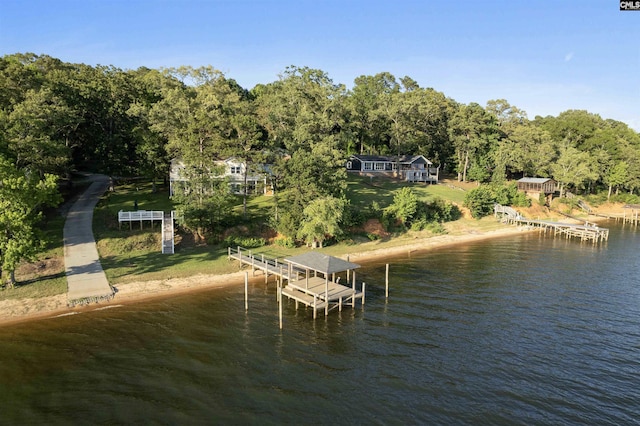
[1,0,639,129]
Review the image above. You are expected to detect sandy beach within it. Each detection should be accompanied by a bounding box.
[0,225,537,326]
[0,203,627,326]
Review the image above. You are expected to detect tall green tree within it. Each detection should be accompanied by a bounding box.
[605,161,629,200]
[297,196,346,248]
[255,66,348,237]
[550,145,599,197]
[220,88,264,218]
[0,156,61,287]
[492,123,556,180]
[4,88,73,176]
[448,103,497,182]
[346,72,399,154]
[148,67,242,240]
[126,68,171,186]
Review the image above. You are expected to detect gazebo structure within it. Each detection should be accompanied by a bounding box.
[517,177,556,203]
[281,252,364,318]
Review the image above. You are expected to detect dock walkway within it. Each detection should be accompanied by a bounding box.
[227,246,295,281]
[494,204,609,243]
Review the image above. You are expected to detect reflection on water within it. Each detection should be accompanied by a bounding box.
[1,223,639,424]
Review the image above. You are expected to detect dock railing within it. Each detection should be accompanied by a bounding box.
[118,210,164,230]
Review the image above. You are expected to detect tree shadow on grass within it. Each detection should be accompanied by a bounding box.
[101,246,229,280]
[15,271,66,287]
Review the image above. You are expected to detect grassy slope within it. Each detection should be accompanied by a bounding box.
[95,175,503,286]
[2,174,502,300]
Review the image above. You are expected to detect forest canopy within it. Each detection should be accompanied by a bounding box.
[1,52,640,256]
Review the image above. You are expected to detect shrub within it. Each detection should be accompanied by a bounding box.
[425,221,447,235]
[511,191,531,207]
[223,236,266,249]
[275,236,296,248]
[385,187,419,225]
[464,186,496,218]
[410,218,429,231]
[610,193,640,204]
[342,201,366,228]
[538,191,547,206]
[424,197,461,222]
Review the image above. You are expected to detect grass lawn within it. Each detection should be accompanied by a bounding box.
[346,174,467,207]
[0,180,92,301]
[0,213,68,300]
[92,181,233,284]
[2,174,488,299]
[91,176,481,286]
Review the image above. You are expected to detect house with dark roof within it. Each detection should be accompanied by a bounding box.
[345,154,439,183]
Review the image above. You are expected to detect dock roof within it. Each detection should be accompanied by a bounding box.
[517,177,554,184]
[284,252,360,274]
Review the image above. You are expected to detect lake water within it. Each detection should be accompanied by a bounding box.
[1,222,639,425]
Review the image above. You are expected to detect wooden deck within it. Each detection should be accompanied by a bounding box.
[284,276,363,318]
[495,204,609,243]
[118,210,164,229]
[228,246,296,281]
[507,217,608,243]
[228,246,365,319]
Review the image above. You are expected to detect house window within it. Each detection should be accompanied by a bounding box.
[230,166,241,174]
[375,163,385,171]
[364,162,373,170]
[346,161,352,169]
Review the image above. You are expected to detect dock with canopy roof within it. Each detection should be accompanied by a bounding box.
[228,247,365,320]
[281,252,364,318]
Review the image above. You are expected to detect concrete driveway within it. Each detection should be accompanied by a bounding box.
[63,174,114,305]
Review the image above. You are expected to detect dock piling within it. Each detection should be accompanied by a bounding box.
[278,285,283,329]
[244,271,248,311]
[362,282,366,306]
[385,264,389,299]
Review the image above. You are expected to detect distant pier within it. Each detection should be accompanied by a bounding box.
[583,205,640,226]
[494,204,609,243]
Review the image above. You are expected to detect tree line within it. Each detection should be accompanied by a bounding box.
[1,53,639,281]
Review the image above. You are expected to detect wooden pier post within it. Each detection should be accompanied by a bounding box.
[347,255,350,283]
[313,296,317,319]
[362,282,366,306]
[352,271,356,307]
[278,284,283,329]
[244,271,248,311]
[325,276,329,316]
[385,264,389,299]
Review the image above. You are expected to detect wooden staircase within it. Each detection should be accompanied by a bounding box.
[162,212,174,254]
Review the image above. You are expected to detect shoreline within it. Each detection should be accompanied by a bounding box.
[1,205,626,327]
[0,225,537,326]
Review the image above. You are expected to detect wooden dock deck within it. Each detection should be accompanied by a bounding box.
[494,204,609,243]
[283,276,364,318]
[228,246,295,281]
[228,247,365,319]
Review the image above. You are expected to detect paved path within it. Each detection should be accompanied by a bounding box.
[63,174,114,305]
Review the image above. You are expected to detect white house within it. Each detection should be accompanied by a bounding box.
[345,154,439,183]
[169,158,270,197]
